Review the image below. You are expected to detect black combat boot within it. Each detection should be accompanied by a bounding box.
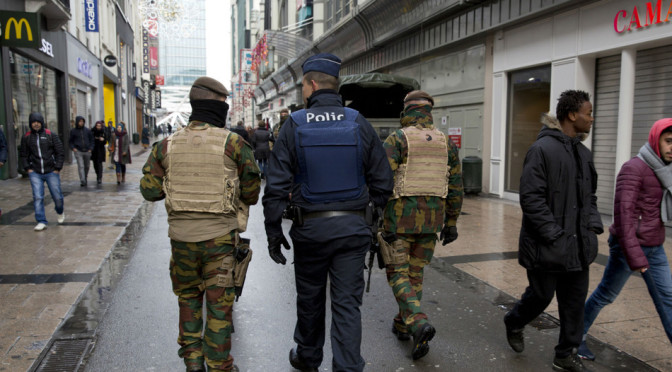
[391,320,410,341]
[411,323,435,360]
[289,347,318,372]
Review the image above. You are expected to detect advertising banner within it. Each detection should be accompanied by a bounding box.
[85,0,99,32]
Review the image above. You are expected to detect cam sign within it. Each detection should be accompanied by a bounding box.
[614,0,672,33]
[85,0,99,32]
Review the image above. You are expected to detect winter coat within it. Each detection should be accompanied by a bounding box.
[91,126,108,163]
[110,131,131,165]
[518,114,603,272]
[0,128,7,164]
[69,116,95,152]
[609,157,666,271]
[19,113,64,174]
[141,127,150,145]
[252,128,271,160]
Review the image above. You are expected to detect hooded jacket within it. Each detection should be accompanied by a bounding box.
[518,114,603,272]
[69,116,95,152]
[609,119,672,270]
[20,113,64,174]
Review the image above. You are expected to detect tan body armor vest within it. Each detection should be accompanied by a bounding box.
[392,126,450,199]
[164,125,240,215]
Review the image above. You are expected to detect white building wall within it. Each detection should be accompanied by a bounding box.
[490,0,672,198]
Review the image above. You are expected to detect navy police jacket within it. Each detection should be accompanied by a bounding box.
[262,89,393,243]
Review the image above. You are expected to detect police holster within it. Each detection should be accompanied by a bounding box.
[377,231,406,265]
[282,205,304,226]
[233,237,252,302]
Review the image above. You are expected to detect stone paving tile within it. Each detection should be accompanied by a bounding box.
[439,196,672,366]
[0,143,150,371]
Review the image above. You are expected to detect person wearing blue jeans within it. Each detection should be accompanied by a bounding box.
[580,118,672,360]
[28,171,64,227]
[19,112,65,231]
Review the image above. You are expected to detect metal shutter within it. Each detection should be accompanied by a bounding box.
[77,90,87,119]
[592,55,621,216]
[632,46,672,157]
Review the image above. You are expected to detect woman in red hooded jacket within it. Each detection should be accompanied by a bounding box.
[579,118,672,360]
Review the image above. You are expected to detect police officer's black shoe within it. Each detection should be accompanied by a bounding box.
[392,321,410,341]
[411,323,436,360]
[289,347,318,372]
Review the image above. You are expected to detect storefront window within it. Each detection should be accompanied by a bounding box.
[505,65,551,192]
[9,51,60,145]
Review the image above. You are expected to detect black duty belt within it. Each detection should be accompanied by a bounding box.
[303,210,365,220]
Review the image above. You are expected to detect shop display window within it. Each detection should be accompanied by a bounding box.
[8,51,60,145]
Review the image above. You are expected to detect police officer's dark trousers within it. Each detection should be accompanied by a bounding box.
[293,235,368,372]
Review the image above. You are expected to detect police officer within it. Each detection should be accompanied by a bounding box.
[140,76,261,372]
[263,53,393,372]
[380,90,463,360]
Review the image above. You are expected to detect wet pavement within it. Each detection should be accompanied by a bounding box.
[0,145,671,371]
[0,141,152,372]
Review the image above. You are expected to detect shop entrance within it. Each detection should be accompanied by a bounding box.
[505,65,551,193]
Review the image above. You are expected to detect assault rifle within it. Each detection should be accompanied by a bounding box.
[366,204,385,293]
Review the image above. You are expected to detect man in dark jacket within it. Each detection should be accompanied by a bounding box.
[263,53,393,372]
[251,120,271,178]
[0,127,6,217]
[231,121,249,143]
[69,116,95,186]
[578,118,672,361]
[503,90,603,372]
[20,112,65,231]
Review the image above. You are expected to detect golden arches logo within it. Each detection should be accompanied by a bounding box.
[5,17,33,41]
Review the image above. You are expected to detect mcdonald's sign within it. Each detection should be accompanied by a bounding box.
[0,11,41,48]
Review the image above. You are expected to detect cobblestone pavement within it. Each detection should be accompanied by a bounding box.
[0,142,151,372]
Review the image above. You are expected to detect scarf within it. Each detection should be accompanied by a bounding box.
[400,104,434,128]
[189,100,229,128]
[637,142,672,221]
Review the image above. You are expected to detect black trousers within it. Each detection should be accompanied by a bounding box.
[293,236,368,372]
[504,268,589,358]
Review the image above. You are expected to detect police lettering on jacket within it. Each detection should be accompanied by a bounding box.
[305,112,345,123]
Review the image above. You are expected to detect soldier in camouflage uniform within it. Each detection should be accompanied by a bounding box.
[273,108,289,140]
[380,90,463,360]
[140,77,261,372]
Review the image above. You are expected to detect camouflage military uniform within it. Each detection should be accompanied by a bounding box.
[382,104,463,336]
[140,122,260,372]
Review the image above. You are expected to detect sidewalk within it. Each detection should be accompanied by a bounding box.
[0,141,152,372]
[440,196,672,371]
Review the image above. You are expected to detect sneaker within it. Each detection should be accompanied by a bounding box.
[34,223,47,231]
[57,213,65,224]
[577,340,595,361]
[411,323,436,360]
[553,353,592,372]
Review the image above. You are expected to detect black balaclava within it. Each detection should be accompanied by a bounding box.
[189,100,229,128]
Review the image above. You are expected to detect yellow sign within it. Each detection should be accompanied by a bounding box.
[0,11,40,48]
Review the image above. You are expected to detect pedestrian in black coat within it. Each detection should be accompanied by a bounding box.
[91,121,108,184]
[251,120,271,178]
[504,90,603,371]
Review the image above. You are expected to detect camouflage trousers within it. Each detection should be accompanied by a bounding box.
[385,233,437,335]
[170,234,236,372]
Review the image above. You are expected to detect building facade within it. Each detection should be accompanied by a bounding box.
[0,0,137,180]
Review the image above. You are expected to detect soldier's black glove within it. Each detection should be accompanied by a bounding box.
[268,234,291,265]
[439,225,458,246]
